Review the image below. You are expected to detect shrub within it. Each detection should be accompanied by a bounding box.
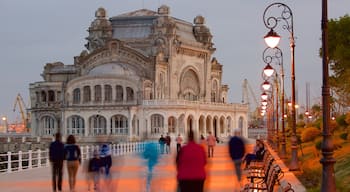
[301,127,321,142]
[340,132,348,140]
[315,139,322,151]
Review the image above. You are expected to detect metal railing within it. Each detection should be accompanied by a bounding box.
[0,141,146,174]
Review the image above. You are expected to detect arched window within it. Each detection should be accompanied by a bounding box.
[126,87,134,101]
[73,88,80,104]
[67,115,85,135]
[89,115,106,135]
[94,85,101,102]
[42,116,55,135]
[48,90,55,102]
[104,85,112,102]
[151,114,164,134]
[111,115,128,135]
[168,116,176,133]
[116,85,123,102]
[83,86,91,103]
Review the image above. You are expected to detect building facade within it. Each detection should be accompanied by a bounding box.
[29,5,248,142]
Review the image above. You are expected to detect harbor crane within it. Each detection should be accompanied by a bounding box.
[13,93,30,132]
[242,79,261,128]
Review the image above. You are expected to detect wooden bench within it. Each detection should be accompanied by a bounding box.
[242,164,284,192]
[246,155,275,183]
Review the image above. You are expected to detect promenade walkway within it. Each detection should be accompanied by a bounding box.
[0,140,306,192]
[0,143,244,192]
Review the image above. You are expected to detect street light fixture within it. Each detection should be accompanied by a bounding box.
[263,2,298,170]
[262,46,287,157]
[264,29,281,48]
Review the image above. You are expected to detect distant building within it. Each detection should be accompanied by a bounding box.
[29,5,248,142]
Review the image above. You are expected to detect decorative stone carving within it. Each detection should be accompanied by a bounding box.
[85,7,113,52]
[193,15,213,46]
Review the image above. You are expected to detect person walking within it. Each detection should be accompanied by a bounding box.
[228,130,246,188]
[175,134,183,153]
[165,133,171,154]
[49,132,65,192]
[176,131,207,192]
[64,135,81,192]
[87,150,102,191]
[158,134,166,154]
[206,131,216,158]
[100,144,112,177]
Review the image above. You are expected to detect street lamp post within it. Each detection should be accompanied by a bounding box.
[262,47,286,156]
[321,0,336,191]
[263,2,298,170]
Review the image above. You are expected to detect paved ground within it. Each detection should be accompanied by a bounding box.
[0,143,253,192]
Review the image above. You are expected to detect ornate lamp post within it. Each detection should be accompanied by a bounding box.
[262,47,286,157]
[263,2,298,170]
[321,0,336,191]
[262,47,286,155]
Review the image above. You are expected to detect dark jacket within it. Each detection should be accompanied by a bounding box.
[49,140,65,162]
[228,136,245,160]
[64,144,81,162]
[88,157,101,172]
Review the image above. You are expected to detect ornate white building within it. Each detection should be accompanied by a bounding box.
[29,5,248,142]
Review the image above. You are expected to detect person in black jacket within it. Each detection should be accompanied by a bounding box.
[49,132,65,192]
[228,130,245,186]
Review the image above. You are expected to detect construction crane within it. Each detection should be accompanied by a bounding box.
[242,79,261,128]
[13,93,30,132]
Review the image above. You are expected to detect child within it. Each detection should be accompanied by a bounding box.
[87,150,101,191]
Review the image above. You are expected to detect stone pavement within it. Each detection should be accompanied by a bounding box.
[0,143,247,192]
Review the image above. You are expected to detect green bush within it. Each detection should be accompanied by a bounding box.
[340,132,348,140]
[315,139,322,151]
[301,127,321,142]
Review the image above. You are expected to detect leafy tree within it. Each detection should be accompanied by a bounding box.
[321,15,350,106]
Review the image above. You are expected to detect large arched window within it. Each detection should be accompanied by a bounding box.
[67,115,85,135]
[104,85,112,102]
[73,88,81,104]
[83,86,91,103]
[94,85,101,102]
[180,69,200,101]
[111,115,128,135]
[126,87,134,101]
[42,116,55,135]
[116,85,123,102]
[89,115,106,135]
[151,114,164,134]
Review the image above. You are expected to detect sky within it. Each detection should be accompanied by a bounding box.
[0,0,349,123]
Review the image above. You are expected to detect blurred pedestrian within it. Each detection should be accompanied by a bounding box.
[142,141,160,192]
[100,144,112,177]
[64,134,81,192]
[49,132,65,192]
[159,134,166,154]
[165,133,171,154]
[206,131,216,157]
[200,134,206,148]
[228,130,245,188]
[176,134,183,153]
[87,150,102,191]
[176,130,207,192]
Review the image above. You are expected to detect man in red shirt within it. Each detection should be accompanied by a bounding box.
[176,131,207,192]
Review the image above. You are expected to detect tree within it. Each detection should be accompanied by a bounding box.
[322,15,350,106]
